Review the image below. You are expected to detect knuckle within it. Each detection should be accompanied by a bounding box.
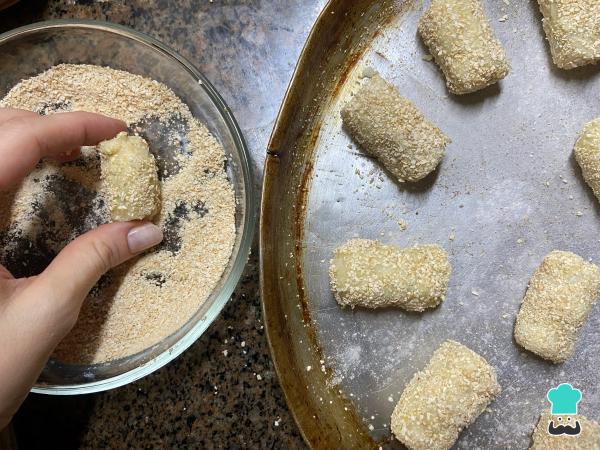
[90,239,119,273]
[4,115,31,129]
[3,115,37,138]
[1,116,43,154]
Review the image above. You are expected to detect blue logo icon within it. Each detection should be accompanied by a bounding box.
[546,383,582,437]
[548,383,582,415]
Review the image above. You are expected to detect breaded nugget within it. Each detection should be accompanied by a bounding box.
[574,118,600,203]
[514,251,600,363]
[418,0,510,94]
[329,239,451,312]
[537,0,600,69]
[99,132,161,221]
[530,413,600,449]
[391,340,501,450]
[341,75,450,183]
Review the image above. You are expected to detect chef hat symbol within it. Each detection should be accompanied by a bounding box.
[547,383,582,415]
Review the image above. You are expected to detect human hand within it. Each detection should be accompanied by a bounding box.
[0,109,163,429]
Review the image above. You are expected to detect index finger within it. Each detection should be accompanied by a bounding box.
[0,110,126,189]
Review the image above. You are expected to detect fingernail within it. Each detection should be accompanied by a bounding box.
[127,223,163,253]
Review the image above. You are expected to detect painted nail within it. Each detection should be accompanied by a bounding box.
[127,223,163,253]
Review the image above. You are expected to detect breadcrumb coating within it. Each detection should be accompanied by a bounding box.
[329,239,451,312]
[537,0,600,69]
[341,75,450,183]
[514,251,600,363]
[574,118,600,204]
[99,132,161,221]
[391,340,501,450]
[530,413,600,449]
[418,0,510,94]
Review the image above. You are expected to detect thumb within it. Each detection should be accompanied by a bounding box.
[28,221,163,332]
[0,222,161,427]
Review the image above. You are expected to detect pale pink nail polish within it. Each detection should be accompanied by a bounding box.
[127,224,163,253]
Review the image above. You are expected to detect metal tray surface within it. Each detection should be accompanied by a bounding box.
[261,0,600,448]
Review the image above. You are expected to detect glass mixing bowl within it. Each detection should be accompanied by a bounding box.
[0,20,255,394]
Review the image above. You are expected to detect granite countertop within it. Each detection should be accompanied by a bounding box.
[0,0,327,448]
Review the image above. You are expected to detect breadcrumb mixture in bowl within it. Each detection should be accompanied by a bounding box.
[0,21,254,394]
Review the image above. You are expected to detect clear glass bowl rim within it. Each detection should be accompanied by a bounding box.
[0,19,256,395]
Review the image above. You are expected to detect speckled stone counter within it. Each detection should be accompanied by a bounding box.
[0,1,327,448]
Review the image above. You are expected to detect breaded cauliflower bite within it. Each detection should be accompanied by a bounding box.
[99,132,161,222]
[341,75,450,183]
[329,239,451,312]
[574,118,600,204]
[514,251,600,363]
[530,413,600,449]
[537,0,600,69]
[418,0,510,94]
[391,340,501,450]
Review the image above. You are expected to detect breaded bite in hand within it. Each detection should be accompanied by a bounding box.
[329,239,451,312]
[418,0,510,94]
[341,75,450,183]
[530,413,600,449]
[99,132,161,222]
[514,251,600,363]
[574,118,600,204]
[391,340,501,450]
[537,0,600,69]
